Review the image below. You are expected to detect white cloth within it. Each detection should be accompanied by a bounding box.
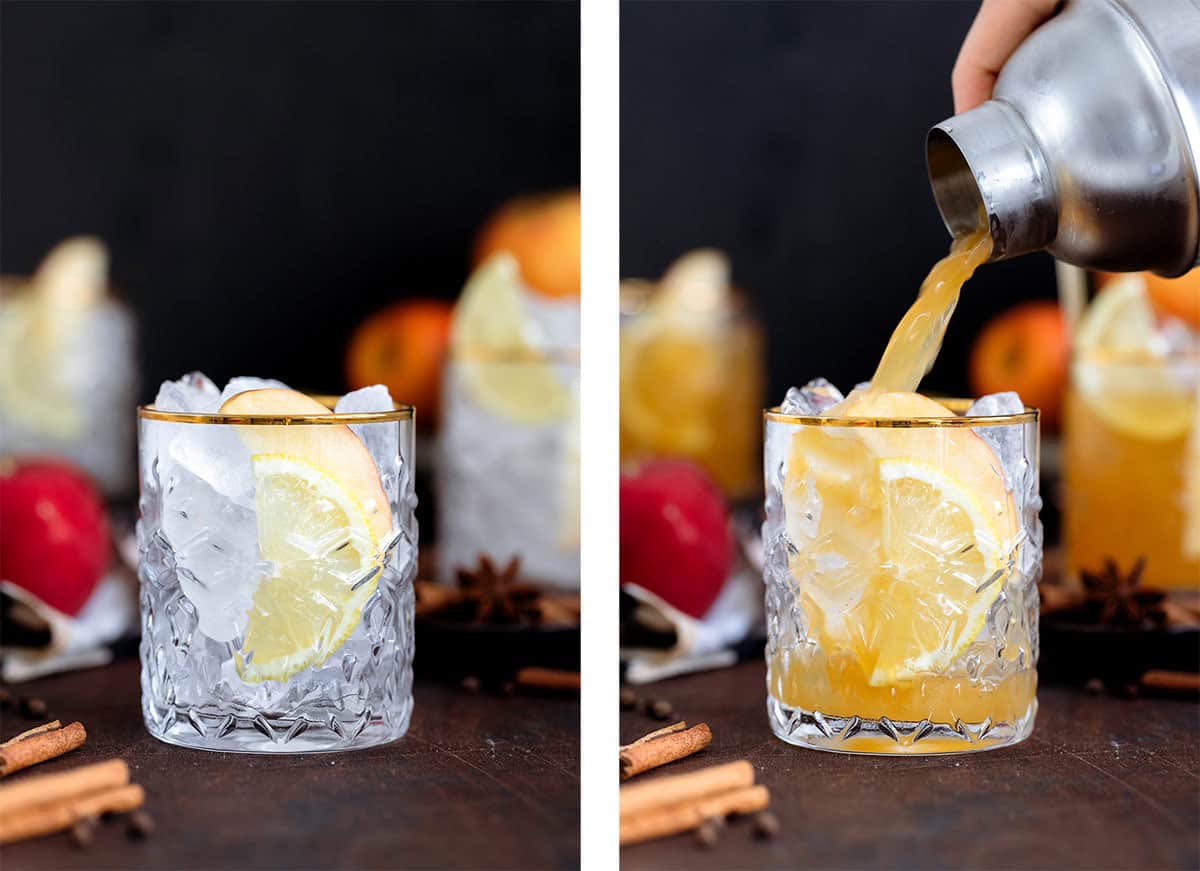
[621,560,763,685]
[1,571,137,682]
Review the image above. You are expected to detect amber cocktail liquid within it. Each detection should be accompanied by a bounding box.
[1065,354,1199,589]
[763,227,1041,754]
[1061,269,1200,590]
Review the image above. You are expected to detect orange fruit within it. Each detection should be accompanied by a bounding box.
[1144,269,1200,329]
[969,301,1068,429]
[345,299,453,427]
[473,190,580,299]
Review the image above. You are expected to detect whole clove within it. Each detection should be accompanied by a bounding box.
[694,818,721,849]
[0,688,12,711]
[19,697,48,719]
[752,811,780,840]
[649,699,673,721]
[69,818,95,849]
[126,811,154,840]
[620,688,638,710]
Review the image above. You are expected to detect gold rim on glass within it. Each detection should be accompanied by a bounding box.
[138,393,414,425]
[764,397,1038,428]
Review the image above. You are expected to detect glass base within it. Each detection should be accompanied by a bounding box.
[767,694,1036,756]
[143,697,412,754]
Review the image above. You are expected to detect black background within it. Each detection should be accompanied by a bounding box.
[621,0,1058,403]
[1,0,580,401]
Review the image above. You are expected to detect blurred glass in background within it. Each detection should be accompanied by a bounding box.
[0,237,138,495]
[1059,268,1200,592]
[437,192,581,588]
[620,250,765,500]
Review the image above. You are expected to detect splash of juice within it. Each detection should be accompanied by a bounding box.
[773,221,1030,752]
[866,224,992,395]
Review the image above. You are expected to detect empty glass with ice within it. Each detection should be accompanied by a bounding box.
[138,375,417,752]
[437,253,580,588]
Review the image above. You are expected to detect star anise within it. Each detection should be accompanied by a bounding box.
[1076,557,1167,629]
[456,555,541,624]
[414,554,579,627]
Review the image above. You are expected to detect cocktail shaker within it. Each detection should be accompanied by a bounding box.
[927,0,1200,276]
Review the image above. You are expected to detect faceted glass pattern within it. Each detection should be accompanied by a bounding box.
[763,405,1041,754]
[137,406,417,753]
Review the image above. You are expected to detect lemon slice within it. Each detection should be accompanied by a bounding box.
[1074,275,1194,441]
[620,315,725,458]
[845,458,1010,686]
[0,239,109,437]
[451,253,570,424]
[237,454,381,684]
[0,295,80,436]
[783,391,1017,686]
[1075,274,1157,352]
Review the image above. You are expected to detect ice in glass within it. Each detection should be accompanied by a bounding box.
[437,254,580,587]
[763,227,1041,753]
[138,375,417,752]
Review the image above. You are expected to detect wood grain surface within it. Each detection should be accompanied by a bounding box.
[621,660,1200,870]
[1,657,579,869]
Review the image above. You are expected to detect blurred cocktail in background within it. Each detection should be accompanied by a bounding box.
[1061,269,1200,592]
[437,254,581,588]
[435,191,581,589]
[0,238,137,496]
[620,250,764,501]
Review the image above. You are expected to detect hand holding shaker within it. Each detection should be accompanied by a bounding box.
[927,0,1200,275]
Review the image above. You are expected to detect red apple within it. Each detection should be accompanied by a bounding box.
[620,460,732,619]
[0,459,110,616]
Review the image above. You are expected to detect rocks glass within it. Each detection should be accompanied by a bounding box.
[763,399,1041,754]
[137,396,417,752]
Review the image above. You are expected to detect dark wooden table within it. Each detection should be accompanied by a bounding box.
[2,657,579,870]
[621,660,1200,870]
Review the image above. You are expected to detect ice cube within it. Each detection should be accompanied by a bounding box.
[335,384,393,415]
[155,372,220,413]
[160,463,262,642]
[336,385,401,489]
[165,422,255,509]
[967,390,1025,419]
[780,378,844,415]
[968,392,1038,510]
[219,376,289,406]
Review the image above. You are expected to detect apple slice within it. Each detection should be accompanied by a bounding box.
[219,388,391,541]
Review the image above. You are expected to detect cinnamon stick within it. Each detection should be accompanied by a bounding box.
[620,721,688,750]
[619,784,770,846]
[620,759,754,817]
[620,723,712,780]
[1140,670,1200,696]
[515,667,581,692]
[1,721,63,747]
[0,783,144,844]
[0,758,129,817]
[0,721,86,777]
